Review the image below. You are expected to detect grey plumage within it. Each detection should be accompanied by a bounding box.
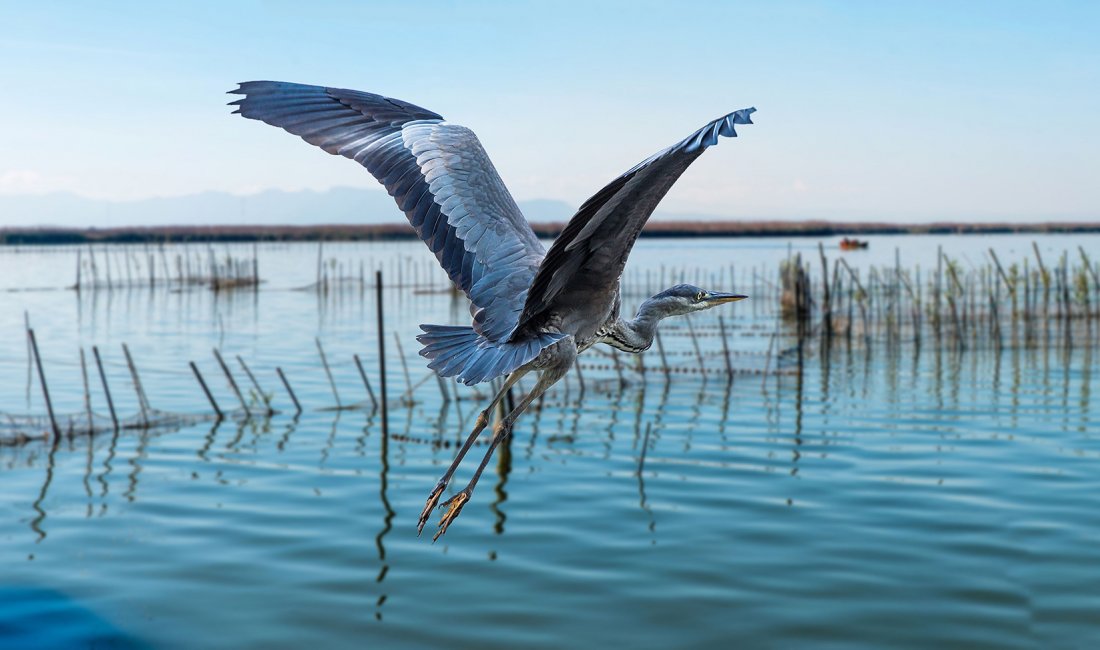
[230,80,752,385]
[230,81,754,537]
[229,81,558,384]
[516,107,755,336]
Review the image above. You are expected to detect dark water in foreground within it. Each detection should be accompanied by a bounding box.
[1,236,1098,648]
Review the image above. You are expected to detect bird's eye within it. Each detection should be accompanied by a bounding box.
[696,291,706,301]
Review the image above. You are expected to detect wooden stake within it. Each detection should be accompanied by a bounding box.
[121,343,150,426]
[190,361,223,420]
[80,348,93,432]
[213,348,250,417]
[92,346,119,430]
[376,270,389,437]
[353,354,379,410]
[27,329,61,438]
[276,367,302,415]
[717,315,733,379]
[393,332,415,404]
[236,355,272,414]
[315,338,342,409]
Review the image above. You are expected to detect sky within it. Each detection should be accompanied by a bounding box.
[1,0,1098,223]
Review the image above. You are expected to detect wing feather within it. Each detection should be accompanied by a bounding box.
[230,81,544,342]
[514,107,756,334]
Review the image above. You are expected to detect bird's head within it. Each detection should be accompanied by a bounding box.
[641,283,748,319]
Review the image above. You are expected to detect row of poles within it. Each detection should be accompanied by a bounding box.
[16,272,393,445]
[73,244,260,292]
[62,242,788,304]
[29,239,1095,444]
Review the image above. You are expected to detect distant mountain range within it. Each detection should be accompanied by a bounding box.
[0,187,554,228]
[0,186,740,228]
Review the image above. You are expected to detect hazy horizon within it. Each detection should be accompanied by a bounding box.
[3,185,1098,230]
[2,1,1098,226]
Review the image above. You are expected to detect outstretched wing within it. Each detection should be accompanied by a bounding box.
[229,81,544,342]
[514,107,756,335]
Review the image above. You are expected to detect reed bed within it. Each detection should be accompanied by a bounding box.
[71,243,260,292]
[780,243,1100,350]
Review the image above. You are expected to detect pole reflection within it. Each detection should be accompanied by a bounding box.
[97,421,122,516]
[30,434,61,542]
[374,411,393,621]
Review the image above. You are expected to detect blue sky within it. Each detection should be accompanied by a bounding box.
[1,0,1097,222]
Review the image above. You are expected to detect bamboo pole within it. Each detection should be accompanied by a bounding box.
[80,348,93,431]
[818,242,831,335]
[353,354,379,410]
[190,361,224,420]
[376,270,389,437]
[27,329,61,438]
[276,367,302,415]
[92,346,118,430]
[315,338,342,409]
[213,348,250,417]
[988,248,1013,295]
[236,355,272,414]
[393,332,415,404]
[121,343,150,426]
[717,315,733,379]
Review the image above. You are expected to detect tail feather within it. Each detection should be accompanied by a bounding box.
[417,324,565,385]
[421,332,481,356]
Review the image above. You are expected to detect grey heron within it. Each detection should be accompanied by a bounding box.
[229,82,754,539]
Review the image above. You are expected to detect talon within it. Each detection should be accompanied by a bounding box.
[433,490,470,541]
[417,481,447,536]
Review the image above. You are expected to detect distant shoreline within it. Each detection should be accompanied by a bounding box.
[2,220,1098,245]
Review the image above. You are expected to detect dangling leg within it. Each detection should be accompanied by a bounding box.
[417,369,528,535]
[434,365,569,540]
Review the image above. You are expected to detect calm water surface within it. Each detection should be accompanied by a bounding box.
[1,235,1098,648]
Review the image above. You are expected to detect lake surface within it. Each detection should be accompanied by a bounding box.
[1,234,1098,648]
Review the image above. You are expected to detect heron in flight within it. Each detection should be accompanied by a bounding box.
[229,82,754,539]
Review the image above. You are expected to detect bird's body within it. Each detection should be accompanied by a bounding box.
[230,81,754,538]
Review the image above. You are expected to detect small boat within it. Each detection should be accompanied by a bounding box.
[839,238,869,250]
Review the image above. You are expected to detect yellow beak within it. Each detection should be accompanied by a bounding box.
[704,292,749,305]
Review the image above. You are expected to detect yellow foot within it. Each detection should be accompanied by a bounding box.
[417,481,447,536]
[433,490,470,542]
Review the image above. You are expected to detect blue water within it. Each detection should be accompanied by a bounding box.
[1,235,1098,648]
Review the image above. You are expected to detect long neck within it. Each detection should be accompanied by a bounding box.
[604,298,667,353]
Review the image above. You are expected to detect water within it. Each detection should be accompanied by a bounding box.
[1,235,1098,648]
